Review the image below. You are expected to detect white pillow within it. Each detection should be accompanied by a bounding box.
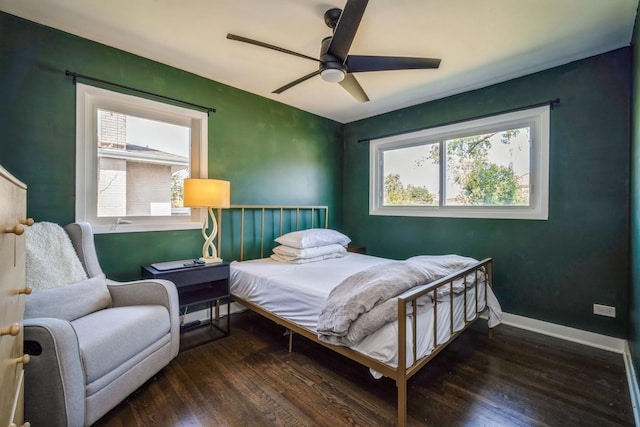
[24,274,112,321]
[274,228,350,249]
[273,243,346,259]
[270,252,345,264]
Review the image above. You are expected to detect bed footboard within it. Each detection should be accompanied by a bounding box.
[397,258,493,377]
[395,258,493,426]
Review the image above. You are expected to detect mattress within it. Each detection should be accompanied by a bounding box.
[230,253,498,377]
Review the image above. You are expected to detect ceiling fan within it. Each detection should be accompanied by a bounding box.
[226,0,441,103]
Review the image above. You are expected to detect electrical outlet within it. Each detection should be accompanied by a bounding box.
[593,304,616,318]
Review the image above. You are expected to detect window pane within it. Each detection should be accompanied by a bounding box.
[96,109,191,218]
[444,127,530,206]
[382,143,439,206]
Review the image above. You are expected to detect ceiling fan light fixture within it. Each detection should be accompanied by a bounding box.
[320,68,346,83]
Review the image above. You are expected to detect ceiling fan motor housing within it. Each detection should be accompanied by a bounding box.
[319,36,346,82]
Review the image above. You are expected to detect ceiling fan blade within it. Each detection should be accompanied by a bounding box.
[227,34,320,63]
[346,55,441,72]
[327,0,369,62]
[272,70,321,94]
[339,73,369,103]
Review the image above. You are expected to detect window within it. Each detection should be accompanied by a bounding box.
[370,106,550,220]
[76,83,208,233]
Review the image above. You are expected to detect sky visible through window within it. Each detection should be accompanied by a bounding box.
[126,115,190,158]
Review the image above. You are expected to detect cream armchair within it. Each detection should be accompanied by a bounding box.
[23,222,180,427]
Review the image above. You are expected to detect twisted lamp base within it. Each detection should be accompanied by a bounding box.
[200,207,222,264]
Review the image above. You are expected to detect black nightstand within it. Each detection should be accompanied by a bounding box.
[141,261,230,351]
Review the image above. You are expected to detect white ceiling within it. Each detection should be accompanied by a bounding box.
[0,0,637,123]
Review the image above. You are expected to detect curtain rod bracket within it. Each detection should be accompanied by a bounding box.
[65,70,216,115]
[65,70,77,85]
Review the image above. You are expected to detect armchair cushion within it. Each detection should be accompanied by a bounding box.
[71,305,171,384]
[24,274,112,321]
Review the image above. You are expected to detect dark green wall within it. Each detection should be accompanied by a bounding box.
[0,12,343,281]
[343,49,631,337]
[630,1,640,390]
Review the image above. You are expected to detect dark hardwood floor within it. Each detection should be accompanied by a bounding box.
[94,311,634,426]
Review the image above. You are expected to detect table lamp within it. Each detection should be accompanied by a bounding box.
[183,178,230,264]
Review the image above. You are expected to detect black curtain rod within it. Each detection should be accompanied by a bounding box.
[65,70,216,115]
[357,98,560,143]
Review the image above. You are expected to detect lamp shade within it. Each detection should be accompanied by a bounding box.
[183,179,230,208]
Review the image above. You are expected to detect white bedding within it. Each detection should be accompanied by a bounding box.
[230,253,501,378]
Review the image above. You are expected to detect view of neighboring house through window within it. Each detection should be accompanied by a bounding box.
[96,110,190,218]
[370,106,549,220]
[76,83,208,233]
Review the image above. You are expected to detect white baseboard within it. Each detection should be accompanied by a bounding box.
[623,341,640,426]
[499,312,626,353]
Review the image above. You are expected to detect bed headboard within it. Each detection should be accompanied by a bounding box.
[217,205,329,261]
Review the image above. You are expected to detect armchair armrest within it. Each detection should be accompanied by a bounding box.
[23,318,85,427]
[106,278,179,310]
[107,279,180,358]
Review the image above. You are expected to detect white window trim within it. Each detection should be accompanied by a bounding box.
[75,83,208,233]
[369,106,550,220]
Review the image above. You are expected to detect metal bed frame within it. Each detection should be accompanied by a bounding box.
[220,205,493,427]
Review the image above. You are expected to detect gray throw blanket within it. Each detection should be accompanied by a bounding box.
[316,255,479,347]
